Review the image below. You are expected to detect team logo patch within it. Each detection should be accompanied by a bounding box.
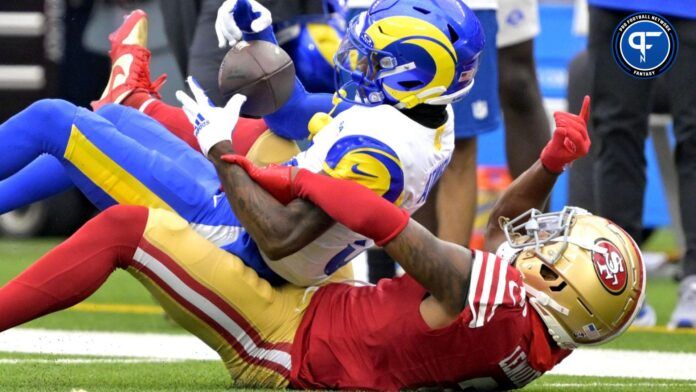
[611,12,678,79]
[506,9,525,27]
[592,239,628,294]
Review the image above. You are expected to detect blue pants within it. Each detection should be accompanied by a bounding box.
[0,99,282,284]
[452,9,502,139]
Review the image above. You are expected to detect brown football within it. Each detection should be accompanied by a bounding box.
[218,40,296,117]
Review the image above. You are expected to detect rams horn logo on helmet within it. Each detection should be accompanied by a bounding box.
[592,239,628,294]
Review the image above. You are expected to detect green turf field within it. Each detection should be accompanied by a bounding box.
[1,238,695,391]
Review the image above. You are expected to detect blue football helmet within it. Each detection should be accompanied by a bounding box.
[334,0,485,108]
[323,0,348,20]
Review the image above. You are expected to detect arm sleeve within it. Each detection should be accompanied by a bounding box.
[263,77,352,140]
[243,27,278,45]
[294,169,410,246]
[321,135,405,205]
[236,0,278,44]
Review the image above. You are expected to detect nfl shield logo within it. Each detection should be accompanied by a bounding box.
[472,100,489,120]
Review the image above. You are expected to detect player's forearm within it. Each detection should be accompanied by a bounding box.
[484,160,558,251]
[384,222,473,315]
[243,27,278,45]
[209,142,332,259]
[263,78,330,140]
[291,170,472,313]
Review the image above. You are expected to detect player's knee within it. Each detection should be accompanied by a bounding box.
[97,205,149,244]
[100,204,145,222]
[26,99,77,130]
[95,104,129,124]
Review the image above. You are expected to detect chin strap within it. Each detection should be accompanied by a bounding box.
[393,79,476,109]
[307,92,343,138]
[549,236,608,255]
[525,284,577,350]
[424,78,476,105]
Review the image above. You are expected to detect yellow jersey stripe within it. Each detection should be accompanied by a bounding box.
[434,125,445,151]
[63,125,174,212]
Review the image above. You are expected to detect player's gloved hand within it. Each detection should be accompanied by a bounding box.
[176,76,247,157]
[540,95,591,174]
[220,155,296,205]
[215,0,272,48]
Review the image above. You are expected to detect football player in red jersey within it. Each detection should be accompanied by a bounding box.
[0,97,645,390]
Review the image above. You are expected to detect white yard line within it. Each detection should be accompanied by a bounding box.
[0,358,188,364]
[549,349,696,381]
[2,328,696,381]
[0,329,218,361]
[543,383,696,388]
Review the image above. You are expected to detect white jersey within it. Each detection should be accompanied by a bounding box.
[261,104,455,286]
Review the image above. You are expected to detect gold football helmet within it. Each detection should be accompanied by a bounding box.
[498,207,646,349]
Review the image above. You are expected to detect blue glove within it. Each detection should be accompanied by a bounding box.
[215,0,272,48]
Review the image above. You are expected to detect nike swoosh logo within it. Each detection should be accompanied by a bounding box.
[351,164,378,178]
[98,54,134,100]
[111,54,134,89]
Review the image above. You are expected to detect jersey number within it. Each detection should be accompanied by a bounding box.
[417,157,451,204]
[324,240,367,275]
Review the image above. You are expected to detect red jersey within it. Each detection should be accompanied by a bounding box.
[290,251,571,390]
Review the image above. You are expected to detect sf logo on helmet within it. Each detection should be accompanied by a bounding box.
[611,12,678,79]
[592,240,628,294]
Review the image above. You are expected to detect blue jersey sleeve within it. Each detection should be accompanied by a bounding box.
[236,0,278,44]
[243,27,278,45]
[264,79,351,140]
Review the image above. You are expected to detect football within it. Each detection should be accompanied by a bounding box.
[218,40,296,117]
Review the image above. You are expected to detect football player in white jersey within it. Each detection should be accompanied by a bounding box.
[200,0,485,284]
[0,0,481,290]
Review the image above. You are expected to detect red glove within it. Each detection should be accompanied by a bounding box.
[540,95,591,174]
[293,169,410,246]
[220,154,295,205]
[221,154,410,245]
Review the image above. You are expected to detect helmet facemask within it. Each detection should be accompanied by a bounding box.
[334,13,414,106]
[502,207,605,266]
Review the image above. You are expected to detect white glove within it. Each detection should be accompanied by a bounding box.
[176,76,247,157]
[215,0,273,48]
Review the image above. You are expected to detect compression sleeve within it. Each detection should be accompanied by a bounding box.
[243,27,278,45]
[264,78,353,140]
[219,155,409,244]
[293,169,410,246]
